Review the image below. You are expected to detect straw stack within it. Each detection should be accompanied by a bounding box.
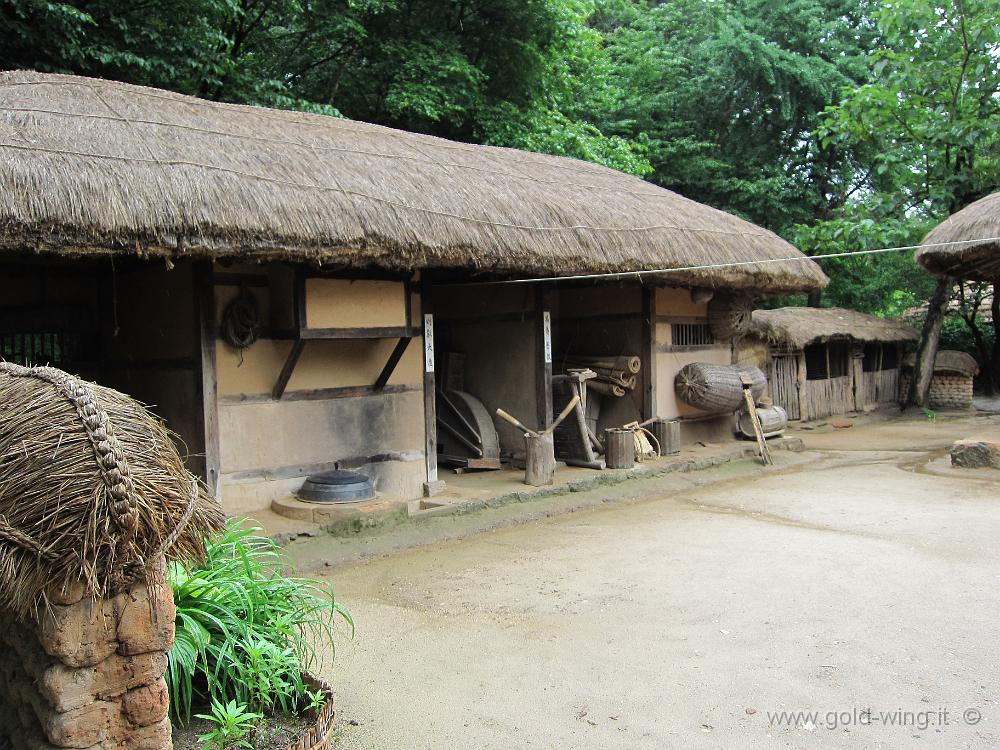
[0,364,224,618]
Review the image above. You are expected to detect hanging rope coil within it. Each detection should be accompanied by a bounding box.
[221,289,262,355]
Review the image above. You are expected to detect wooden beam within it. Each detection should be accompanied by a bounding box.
[272,339,305,400]
[211,273,269,287]
[536,287,553,429]
[194,263,222,500]
[300,325,411,340]
[421,278,441,492]
[642,286,657,421]
[295,268,307,331]
[796,352,808,422]
[219,383,419,404]
[373,337,411,391]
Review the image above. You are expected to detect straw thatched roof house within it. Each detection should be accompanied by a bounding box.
[0,71,826,515]
[0,70,825,292]
[738,308,917,421]
[917,191,1000,280]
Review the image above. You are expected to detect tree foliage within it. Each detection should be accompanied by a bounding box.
[3,0,1000,374]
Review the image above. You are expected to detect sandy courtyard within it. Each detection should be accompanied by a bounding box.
[299,412,1000,748]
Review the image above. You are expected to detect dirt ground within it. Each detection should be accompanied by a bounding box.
[301,411,1000,749]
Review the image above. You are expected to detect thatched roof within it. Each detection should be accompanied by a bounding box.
[0,71,827,293]
[748,307,919,349]
[902,349,980,377]
[918,192,1000,280]
[0,364,224,617]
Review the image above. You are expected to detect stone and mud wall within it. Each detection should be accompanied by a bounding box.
[0,560,174,750]
[900,373,974,410]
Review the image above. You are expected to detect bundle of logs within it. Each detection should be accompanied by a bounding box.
[563,355,641,398]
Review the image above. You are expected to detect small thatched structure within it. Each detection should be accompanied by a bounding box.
[748,307,919,349]
[917,192,1000,280]
[0,70,825,294]
[902,349,979,378]
[738,308,917,421]
[0,364,224,617]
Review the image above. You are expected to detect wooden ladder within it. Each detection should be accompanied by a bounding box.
[740,372,772,465]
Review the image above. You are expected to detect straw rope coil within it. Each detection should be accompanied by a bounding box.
[0,364,224,617]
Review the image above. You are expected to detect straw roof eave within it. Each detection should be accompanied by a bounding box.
[0,71,827,294]
[747,307,919,350]
[917,191,1000,281]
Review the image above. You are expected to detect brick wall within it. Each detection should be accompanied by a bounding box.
[899,373,975,409]
[0,558,174,750]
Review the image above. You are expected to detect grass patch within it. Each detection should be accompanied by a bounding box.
[167,521,352,725]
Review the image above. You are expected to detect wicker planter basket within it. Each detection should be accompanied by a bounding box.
[285,673,338,750]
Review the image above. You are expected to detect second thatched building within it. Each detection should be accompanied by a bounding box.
[738,308,918,421]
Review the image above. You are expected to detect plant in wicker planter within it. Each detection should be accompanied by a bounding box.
[167,522,352,747]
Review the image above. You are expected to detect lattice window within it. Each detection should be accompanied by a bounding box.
[672,322,713,347]
[0,332,91,367]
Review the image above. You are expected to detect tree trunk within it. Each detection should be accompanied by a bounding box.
[991,281,1000,393]
[807,289,822,307]
[908,276,954,408]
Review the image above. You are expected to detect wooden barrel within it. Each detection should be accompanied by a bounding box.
[651,419,681,455]
[605,428,635,469]
[675,363,766,413]
[524,433,555,486]
[738,405,788,439]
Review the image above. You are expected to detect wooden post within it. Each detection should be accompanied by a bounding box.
[642,286,657,420]
[908,276,954,407]
[796,351,808,421]
[421,277,444,496]
[194,262,221,500]
[851,345,865,412]
[524,433,555,486]
[535,287,553,429]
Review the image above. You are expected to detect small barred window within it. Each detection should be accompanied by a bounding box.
[671,322,714,347]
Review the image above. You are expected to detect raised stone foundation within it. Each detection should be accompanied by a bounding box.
[900,372,974,409]
[0,558,174,750]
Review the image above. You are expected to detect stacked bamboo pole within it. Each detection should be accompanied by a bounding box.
[564,356,641,398]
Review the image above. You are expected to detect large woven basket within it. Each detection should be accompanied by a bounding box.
[675,363,767,413]
[285,673,338,750]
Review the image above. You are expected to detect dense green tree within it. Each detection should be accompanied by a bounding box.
[809,0,1000,385]
[592,0,875,234]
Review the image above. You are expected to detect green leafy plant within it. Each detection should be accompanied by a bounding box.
[167,522,353,724]
[196,699,262,750]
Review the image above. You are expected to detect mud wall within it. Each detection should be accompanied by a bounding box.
[215,269,426,515]
[653,287,734,442]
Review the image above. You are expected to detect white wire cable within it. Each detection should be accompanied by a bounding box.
[445,236,1000,286]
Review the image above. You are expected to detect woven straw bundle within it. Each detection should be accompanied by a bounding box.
[675,363,767,413]
[0,364,224,617]
[708,292,754,340]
